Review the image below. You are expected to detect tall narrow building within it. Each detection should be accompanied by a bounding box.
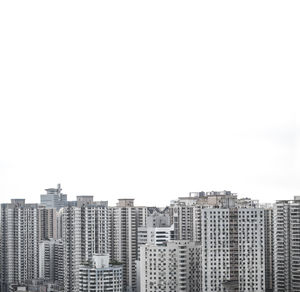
[110,199,150,292]
[62,196,110,292]
[0,199,39,292]
[136,212,174,292]
[39,206,58,240]
[110,199,138,292]
[39,238,64,289]
[264,206,274,292]
[274,196,300,292]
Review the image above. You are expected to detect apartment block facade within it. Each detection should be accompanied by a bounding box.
[0,199,39,292]
[140,240,201,292]
[62,197,110,292]
[78,254,123,292]
[274,197,300,292]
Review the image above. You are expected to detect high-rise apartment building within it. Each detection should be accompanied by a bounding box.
[39,239,55,281]
[171,204,195,241]
[264,206,274,292]
[198,207,266,292]
[139,240,201,292]
[0,187,289,292]
[136,212,174,292]
[170,191,239,242]
[40,184,67,210]
[39,206,58,240]
[53,239,64,288]
[110,199,150,292]
[274,196,300,292]
[62,196,110,292]
[138,212,174,247]
[170,192,266,292]
[39,238,64,289]
[0,199,39,292]
[78,254,123,292]
[110,199,138,292]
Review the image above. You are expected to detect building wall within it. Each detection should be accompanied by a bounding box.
[140,241,201,292]
[79,265,123,292]
[62,202,110,292]
[0,201,39,292]
[39,207,57,240]
[274,198,300,292]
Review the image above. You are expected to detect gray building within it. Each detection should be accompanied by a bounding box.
[264,206,274,292]
[110,199,150,292]
[40,184,67,210]
[78,254,123,292]
[0,199,39,292]
[139,241,201,292]
[274,196,300,292]
[39,239,64,289]
[9,279,63,292]
[38,207,58,240]
[62,196,110,292]
[170,192,266,292]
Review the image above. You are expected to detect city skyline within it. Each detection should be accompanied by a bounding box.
[0,183,297,207]
[1,1,299,292]
[1,1,300,207]
[1,186,299,291]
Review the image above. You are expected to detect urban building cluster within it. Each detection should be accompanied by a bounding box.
[0,185,299,292]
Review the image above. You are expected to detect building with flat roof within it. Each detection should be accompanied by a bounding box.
[0,200,39,292]
[78,254,123,292]
[274,196,300,292]
[40,184,67,210]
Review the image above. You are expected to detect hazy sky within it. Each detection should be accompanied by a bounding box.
[0,1,299,206]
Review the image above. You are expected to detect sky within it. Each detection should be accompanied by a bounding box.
[0,1,300,206]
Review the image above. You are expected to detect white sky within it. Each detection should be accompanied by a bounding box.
[0,1,299,206]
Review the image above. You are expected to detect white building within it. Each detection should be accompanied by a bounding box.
[110,199,149,292]
[138,213,174,247]
[0,199,39,292]
[138,225,174,247]
[274,196,300,292]
[136,213,174,292]
[62,196,110,292]
[198,208,265,292]
[170,192,266,292]
[139,241,201,292]
[39,239,64,288]
[78,254,123,292]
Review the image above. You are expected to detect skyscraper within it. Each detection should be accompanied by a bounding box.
[62,196,110,292]
[39,206,58,240]
[136,212,174,292]
[0,199,39,292]
[170,192,266,292]
[264,206,274,292]
[40,184,67,210]
[139,240,201,292]
[39,238,64,289]
[110,199,150,292]
[274,196,300,292]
